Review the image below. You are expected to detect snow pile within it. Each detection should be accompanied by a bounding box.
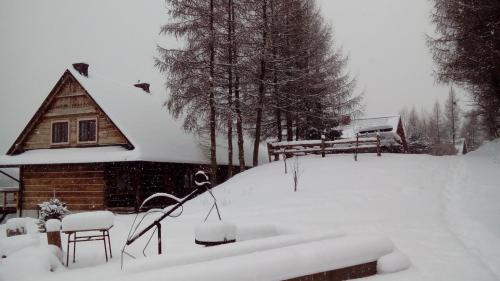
[195,221,237,243]
[126,231,342,274]
[61,211,114,232]
[122,235,393,281]
[0,233,40,257]
[45,219,61,232]
[236,224,279,241]
[0,245,63,280]
[377,250,411,274]
[443,139,500,278]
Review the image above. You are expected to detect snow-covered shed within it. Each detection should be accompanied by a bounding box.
[337,116,407,152]
[0,63,263,214]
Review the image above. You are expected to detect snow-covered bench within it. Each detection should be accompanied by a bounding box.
[61,211,114,266]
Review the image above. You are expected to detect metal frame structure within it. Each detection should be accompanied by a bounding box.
[63,227,113,266]
[122,171,212,265]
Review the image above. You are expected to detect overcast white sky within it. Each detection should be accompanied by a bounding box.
[0,0,458,153]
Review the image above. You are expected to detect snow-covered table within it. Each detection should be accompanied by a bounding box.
[61,211,114,266]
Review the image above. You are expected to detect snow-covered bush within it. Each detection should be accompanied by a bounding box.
[38,198,69,232]
[407,135,432,154]
[6,218,26,237]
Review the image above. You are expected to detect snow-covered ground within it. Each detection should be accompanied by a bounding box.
[1,141,499,281]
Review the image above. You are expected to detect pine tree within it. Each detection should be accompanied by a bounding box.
[461,110,483,151]
[428,0,500,139]
[156,0,222,183]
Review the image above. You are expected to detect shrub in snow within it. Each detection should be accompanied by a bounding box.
[195,221,237,244]
[6,218,27,237]
[377,250,411,274]
[38,198,69,232]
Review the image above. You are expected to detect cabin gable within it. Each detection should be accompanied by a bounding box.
[7,71,132,154]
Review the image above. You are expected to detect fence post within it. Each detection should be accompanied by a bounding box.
[355,134,359,161]
[267,143,273,162]
[376,134,381,157]
[46,219,62,251]
[321,135,326,158]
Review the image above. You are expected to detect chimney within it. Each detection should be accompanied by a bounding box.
[134,82,150,93]
[72,63,89,77]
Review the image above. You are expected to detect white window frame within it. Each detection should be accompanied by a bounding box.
[77,117,98,144]
[50,119,70,145]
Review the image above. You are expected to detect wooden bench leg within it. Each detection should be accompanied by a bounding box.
[66,233,71,266]
[106,230,112,258]
[103,231,108,262]
[73,233,76,263]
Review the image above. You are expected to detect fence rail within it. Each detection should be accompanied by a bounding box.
[267,135,381,161]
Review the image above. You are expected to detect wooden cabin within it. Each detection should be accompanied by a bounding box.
[0,63,259,216]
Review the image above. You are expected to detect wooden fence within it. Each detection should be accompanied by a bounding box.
[267,135,381,161]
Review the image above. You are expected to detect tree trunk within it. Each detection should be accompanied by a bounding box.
[226,0,234,178]
[232,0,246,172]
[270,0,282,142]
[295,114,300,141]
[253,0,268,167]
[209,0,218,184]
[286,112,293,141]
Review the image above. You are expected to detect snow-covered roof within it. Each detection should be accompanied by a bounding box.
[0,66,266,166]
[338,116,402,138]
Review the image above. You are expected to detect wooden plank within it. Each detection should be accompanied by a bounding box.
[24,197,103,205]
[64,204,104,211]
[23,202,104,211]
[25,164,103,172]
[24,191,104,197]
[285,261,377,281]
[45,107,97,117]
[24,185,104,192]
[24,171,104,179]
[24,178,104,185]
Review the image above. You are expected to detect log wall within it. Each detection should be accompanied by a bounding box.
[22,164,105,211]
[22,77,128,150]
[21,162,243,212]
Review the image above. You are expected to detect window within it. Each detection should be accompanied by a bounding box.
[51,121,69,144]
[78,118,97,143]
